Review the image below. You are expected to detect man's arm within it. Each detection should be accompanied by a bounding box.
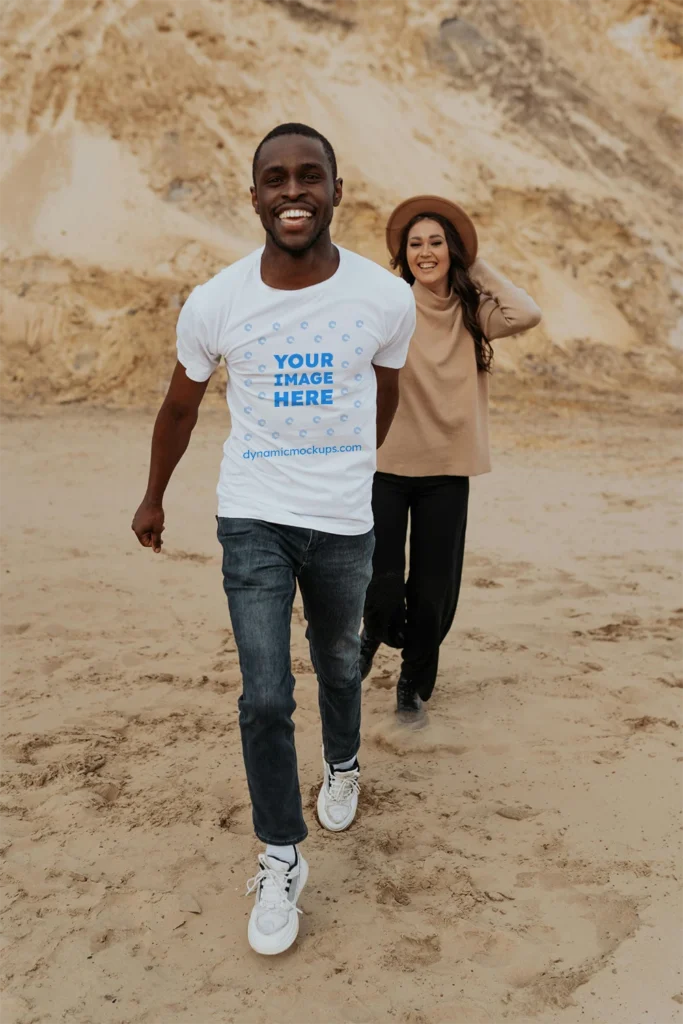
[131,361,210,552]
[374,364,400,449]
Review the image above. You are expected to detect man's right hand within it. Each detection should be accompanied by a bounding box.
[132,361,209,555]
[132,499,165,553]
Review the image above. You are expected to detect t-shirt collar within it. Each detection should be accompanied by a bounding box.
[258,245,345,294]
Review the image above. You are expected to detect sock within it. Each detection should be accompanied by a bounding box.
[332,756,358,772]
[265,843,296,867]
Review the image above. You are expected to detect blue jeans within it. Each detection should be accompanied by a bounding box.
[217,517,374,845]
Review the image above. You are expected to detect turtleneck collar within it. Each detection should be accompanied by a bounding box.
[412,277,458,313]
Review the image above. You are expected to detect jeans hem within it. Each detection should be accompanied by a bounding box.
[325,748,360,766]
[255,829,309,845]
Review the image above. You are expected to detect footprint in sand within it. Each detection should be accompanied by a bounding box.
[217,801,250,833]
[163,550,213,564]
[358,779,400,814]
[1,622,31,637]
[382,932,441,971]
[369,671,395,690]
[657,673,683,688]
[625,715,679,732]
[586,617,642,641]
[376,876,411,906]
[495,805,539,821]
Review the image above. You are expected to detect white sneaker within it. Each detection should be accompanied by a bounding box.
[317,754,360,832]
[246,850,308,955]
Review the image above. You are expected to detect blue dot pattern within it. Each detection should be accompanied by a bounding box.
[231,312,380,462]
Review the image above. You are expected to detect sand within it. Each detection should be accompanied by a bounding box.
[1,401,681,1024]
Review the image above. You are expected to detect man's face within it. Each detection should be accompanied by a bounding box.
[251,135,342,254]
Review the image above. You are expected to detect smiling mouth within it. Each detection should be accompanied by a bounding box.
[417,262,438,270]
[278,209,314,224]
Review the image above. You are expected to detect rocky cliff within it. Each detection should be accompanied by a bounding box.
[1,0,681,406]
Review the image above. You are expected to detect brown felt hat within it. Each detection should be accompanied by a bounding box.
[386,195,478,267]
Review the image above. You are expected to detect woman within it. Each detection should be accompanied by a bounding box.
[361,195,542,721]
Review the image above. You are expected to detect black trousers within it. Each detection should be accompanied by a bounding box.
[363,472,469,701]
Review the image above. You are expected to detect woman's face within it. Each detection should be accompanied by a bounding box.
[405,218,450,292]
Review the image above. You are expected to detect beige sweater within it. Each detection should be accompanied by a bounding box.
[377,259,542,477]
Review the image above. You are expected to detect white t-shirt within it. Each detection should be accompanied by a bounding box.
[177,246,415,535]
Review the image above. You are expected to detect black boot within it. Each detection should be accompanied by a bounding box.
[359,630,381,681]
[396,675,424,722]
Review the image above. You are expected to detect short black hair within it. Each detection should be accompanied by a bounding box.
[252,122,337,183]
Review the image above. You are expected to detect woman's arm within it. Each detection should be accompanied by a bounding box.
[471,259,542,340]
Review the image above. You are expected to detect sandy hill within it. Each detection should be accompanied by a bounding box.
[1,0,681,406]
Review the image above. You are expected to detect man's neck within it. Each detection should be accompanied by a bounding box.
[260,233,340,291]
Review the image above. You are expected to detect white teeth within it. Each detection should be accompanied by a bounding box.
[279,209,313,220]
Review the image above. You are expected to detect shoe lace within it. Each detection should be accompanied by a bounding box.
[245,854,302,914]
[328,767,360,803]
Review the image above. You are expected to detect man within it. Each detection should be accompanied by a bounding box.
[132,123,415,955]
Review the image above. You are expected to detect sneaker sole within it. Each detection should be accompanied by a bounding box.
[247,858,309,956]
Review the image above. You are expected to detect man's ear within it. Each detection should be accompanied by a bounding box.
[333,177,343,208]
[250,185,259,215]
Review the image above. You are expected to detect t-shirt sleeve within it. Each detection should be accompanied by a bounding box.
[372,287,416,368]
[176,287,220,382]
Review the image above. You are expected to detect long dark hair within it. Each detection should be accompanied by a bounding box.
[392,212,493,373]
